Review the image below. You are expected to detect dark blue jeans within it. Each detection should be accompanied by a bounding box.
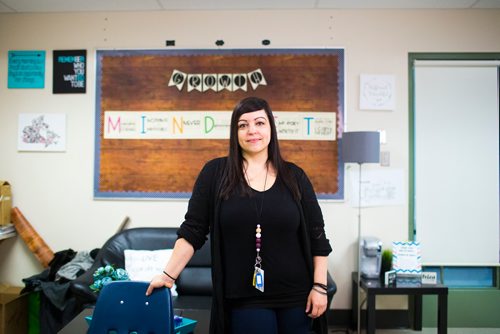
[230,307,311,334]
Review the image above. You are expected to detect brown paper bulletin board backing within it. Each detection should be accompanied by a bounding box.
[94,49,345,199]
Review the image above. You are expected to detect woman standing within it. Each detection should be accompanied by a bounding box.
[146,96,332,334]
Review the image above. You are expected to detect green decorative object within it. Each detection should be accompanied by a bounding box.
[89,265,130,293]
[380,249,393,278]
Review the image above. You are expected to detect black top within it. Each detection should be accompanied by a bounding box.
[177,157,332,334]
[220,177,310,308]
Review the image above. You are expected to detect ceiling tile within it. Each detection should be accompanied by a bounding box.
[0,0,499,13]
[157,0,317,10]
[473,0,500,8]
[0,2,14,12]
[0,0,162,12]
[317,0,478,9]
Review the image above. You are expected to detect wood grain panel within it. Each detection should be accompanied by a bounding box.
[95,49,343,198]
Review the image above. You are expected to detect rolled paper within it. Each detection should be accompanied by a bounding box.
[11,207,54,268]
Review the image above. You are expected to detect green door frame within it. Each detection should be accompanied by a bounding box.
[408,52,500,328]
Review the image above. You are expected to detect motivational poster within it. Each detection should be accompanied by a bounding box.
[8,50,46,89]
[53,49,86,93]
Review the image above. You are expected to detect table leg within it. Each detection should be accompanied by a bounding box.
[366,293,376,334]
[351,279,358,330]
[438,293,448,334]
[413,295,423,330]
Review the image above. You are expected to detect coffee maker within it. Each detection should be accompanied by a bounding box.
[360,237,382,279]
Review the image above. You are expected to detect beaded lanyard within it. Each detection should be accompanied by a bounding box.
[251,165,268,292]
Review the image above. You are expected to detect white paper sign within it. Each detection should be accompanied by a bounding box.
[392,241,422,276]
[124,249,178,295]
[124,249,173,281]
[348,169,405,207]
[360,74,396,110]
[421,272,437,284]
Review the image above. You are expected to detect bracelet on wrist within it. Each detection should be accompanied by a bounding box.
[163,270,177,281]
[312,286,328,295]
[313,282,328,291]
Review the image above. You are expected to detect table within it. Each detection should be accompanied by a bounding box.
[58,307,210,333]
[352,272,448,334]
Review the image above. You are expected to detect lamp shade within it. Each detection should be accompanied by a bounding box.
[342,131,380,164]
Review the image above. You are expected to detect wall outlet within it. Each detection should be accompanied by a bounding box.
[380,151,390,167]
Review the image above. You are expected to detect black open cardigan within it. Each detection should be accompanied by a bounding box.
[177,157,332,334]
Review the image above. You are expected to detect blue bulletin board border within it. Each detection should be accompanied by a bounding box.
[93,48,344,200]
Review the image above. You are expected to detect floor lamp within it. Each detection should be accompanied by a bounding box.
[342,131,380,334]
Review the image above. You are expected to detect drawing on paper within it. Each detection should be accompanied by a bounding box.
[18,114,66,152]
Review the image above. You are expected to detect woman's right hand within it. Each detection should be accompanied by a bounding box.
[145,238,195,296]
[145,273,175,296]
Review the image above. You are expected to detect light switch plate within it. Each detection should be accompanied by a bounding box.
[380,151,390,167]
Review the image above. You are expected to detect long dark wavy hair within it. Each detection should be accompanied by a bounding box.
[219,96,300,201]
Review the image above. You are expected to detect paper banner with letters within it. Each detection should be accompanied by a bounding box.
[103,111,335,141]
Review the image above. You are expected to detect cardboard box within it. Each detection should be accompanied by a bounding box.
[0,285,28,334]
[0,182,12,226]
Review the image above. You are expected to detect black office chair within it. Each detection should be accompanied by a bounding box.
[326,272,337,309]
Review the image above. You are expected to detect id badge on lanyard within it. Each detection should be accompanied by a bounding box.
[253,267,264,292]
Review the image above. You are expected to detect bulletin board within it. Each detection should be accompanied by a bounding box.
[94,48,345,199]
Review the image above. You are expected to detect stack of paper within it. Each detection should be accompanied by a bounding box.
[0,223,16,240]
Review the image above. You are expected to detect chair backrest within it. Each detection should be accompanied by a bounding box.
[88,281,174,334]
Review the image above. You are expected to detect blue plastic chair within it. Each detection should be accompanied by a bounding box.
[88,281,175,334]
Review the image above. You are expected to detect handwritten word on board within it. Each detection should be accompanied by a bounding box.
[103,111,336,141]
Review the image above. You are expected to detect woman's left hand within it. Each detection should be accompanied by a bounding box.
[305,288,328,318]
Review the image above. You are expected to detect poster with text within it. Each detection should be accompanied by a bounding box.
[53,50,86,93]
[8,50,46,89]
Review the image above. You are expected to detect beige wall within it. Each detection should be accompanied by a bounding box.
[0,9,499,310]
